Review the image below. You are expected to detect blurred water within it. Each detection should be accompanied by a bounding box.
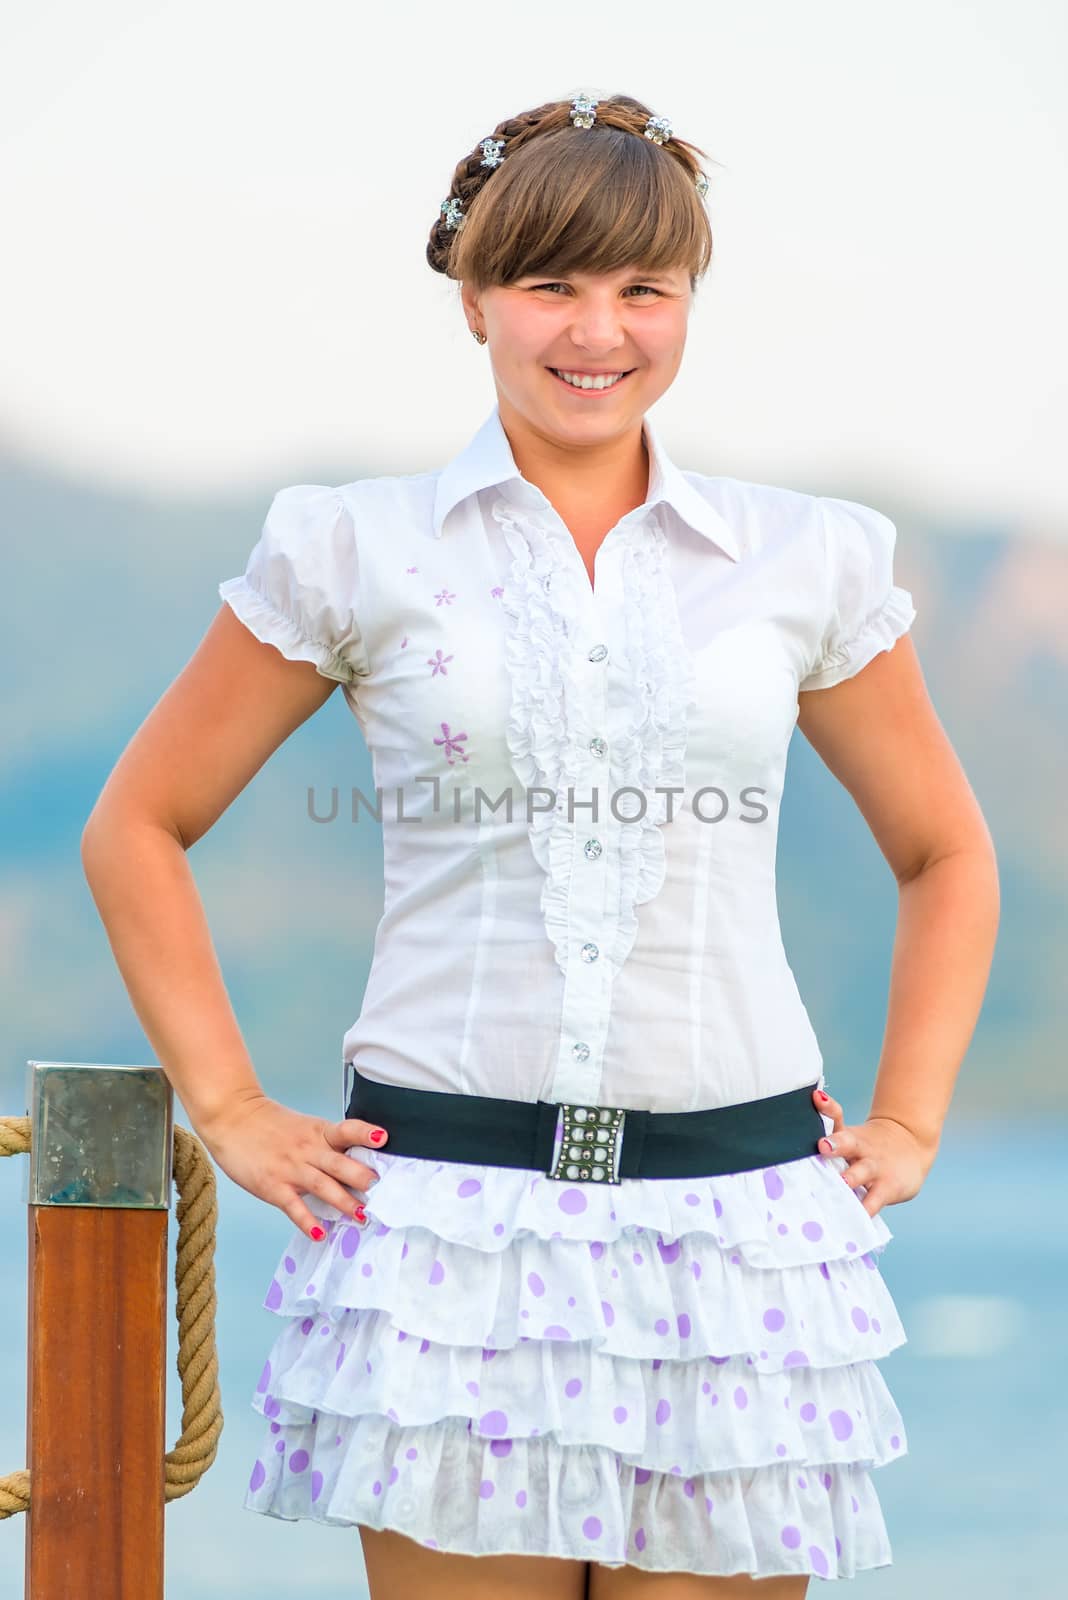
[0,1116,1063,1598]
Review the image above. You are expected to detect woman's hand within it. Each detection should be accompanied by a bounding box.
[196,1091,388,1240]
[811,1086,936,1218]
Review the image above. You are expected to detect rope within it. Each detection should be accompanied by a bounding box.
[0,1116,224,1517]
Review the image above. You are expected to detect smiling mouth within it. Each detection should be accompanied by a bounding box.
[546,367,637,393]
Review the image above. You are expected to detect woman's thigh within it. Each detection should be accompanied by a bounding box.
[358,1524,590,1600]
[589,1564,810,1599]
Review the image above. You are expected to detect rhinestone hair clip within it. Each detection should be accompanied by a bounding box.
[439,96,710,232]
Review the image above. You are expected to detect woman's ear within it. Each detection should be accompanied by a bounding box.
[459,280,481,331]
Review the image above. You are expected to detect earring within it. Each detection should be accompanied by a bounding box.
[471,329,487,344]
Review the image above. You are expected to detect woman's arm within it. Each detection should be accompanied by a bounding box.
[797,633,1000,1167]
[82,604,389,1241]
[81,603,338,1134]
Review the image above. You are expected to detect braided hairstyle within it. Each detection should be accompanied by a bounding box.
[427,93,719,294]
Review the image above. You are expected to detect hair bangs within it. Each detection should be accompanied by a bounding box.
[449,122,712,291]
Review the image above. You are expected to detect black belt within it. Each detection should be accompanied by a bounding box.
[344,1068,826,1185]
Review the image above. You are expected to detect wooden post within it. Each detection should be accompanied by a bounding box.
[23,1062,173,1600]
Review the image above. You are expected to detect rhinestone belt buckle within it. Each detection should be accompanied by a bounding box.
[548,1102,626,1184]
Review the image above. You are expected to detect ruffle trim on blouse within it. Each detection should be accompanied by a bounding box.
[606,511,699,971]
[217,572,357,685]
[494,496,589,976]
[803,584,917,690]
[492,497,697,977]
[243,1406,896,1579]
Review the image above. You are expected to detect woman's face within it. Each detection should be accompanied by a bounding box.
[462,265,693,445]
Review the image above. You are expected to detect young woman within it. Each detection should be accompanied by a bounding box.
[81,93,999,1598]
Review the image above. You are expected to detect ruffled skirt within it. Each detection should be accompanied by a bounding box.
[243,1139,908,1580]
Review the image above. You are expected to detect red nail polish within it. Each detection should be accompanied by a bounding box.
[818,1091,829,1102]
[354,1205,367,1223]
[369,1129,385,1144]
[310,1225,325,1240]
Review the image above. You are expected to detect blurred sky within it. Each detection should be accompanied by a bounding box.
[1,0,1066,530]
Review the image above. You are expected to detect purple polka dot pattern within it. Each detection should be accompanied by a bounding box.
[830,1409,854,1441]
[241,1140,904,1579]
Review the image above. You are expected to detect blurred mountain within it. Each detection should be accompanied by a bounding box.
[0,448,1063,1122]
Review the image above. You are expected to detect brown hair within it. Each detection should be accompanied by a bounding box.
[426,93,719,294]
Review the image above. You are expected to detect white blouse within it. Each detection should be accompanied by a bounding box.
[219,402,916,1121]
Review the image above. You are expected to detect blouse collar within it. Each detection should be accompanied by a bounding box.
[432,401,740,562]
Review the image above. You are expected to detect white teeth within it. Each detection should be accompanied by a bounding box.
[552,369,626,390]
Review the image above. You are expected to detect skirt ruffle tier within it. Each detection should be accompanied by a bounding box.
[243,1138,908,1580]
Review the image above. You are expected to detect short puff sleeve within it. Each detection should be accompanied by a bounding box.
[218,485,370,685]
[798,495,916,691]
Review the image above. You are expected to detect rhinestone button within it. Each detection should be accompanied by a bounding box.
[584,838,603,861]
[571,1042,591,1062]
[588,736,608,758]
[587,643,608,663]
[580,942,599,963]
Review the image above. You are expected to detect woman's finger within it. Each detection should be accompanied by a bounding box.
[281,1194,332,1240]
[818,1124,861,1160]
[324,1147,381,1194]
[327,1117,389,1151]
[813,1087,846,1134]
[856,1178,886,1218]
[840,1156,878,1191]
